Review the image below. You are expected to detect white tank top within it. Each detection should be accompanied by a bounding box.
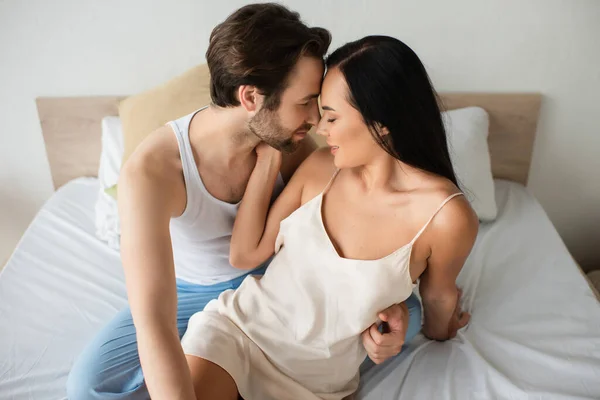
[168,108,285,285]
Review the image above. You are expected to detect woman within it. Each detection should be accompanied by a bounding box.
[182,36,478,400]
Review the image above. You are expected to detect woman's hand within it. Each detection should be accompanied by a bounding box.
[255,142,282,167]
[361,302,409,364]
[447,288,470,338]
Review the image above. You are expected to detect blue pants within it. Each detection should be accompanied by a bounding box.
[67,268,422,399]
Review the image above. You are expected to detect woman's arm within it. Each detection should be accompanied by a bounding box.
[229,144,315,270]
[419,197,479,341]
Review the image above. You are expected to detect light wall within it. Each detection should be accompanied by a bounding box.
[1,0,599,270]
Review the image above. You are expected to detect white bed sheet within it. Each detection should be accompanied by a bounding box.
[0,178,127,399]
[359,180,600,400]
[0,178,599,400]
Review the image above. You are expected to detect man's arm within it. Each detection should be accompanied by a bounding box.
[361,302,410,364]
[118,153,195,400]
[419,197,478,341]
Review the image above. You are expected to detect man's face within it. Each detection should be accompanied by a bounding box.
[249,56,324,153]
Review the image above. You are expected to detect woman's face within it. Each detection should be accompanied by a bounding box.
[317,67,385,169]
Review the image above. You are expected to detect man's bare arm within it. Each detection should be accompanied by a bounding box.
[118,148,195,400]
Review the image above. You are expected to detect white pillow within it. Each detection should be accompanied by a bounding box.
[95,116,123,249]
[443,107,497,221]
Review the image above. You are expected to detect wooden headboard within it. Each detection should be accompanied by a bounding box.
[36,93,541,190]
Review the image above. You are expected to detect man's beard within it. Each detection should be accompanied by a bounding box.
[248,107,298,154]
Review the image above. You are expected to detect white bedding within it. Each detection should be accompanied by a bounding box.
[1,178,599,399]
[0,179,127,399]
[359,180,600,399]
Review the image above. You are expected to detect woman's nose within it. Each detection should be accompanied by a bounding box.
[315,118,328,136]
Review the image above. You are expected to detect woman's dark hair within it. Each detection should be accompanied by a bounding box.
[326,35,459,187]
[207,3,331,110]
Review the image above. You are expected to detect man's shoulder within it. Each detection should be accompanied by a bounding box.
[121,125,183,191]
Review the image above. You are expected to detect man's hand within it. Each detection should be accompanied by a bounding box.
[361,302,409,365]
[447,288,470,339]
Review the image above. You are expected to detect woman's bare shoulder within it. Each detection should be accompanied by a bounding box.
[295,147,337,199]
[303,146,336,170]
[406,173,478,241]
[426,184,479,245]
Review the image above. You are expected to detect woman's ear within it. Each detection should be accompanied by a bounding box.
[377,124,390,136]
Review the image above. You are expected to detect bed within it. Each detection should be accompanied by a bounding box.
[359,179,600,399]
[1,94,599,399]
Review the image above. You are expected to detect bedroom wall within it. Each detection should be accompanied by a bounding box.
[0,0,599,270]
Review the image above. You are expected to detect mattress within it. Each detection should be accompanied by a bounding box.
[1,178,599,399]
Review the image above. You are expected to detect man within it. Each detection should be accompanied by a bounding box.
[67,4,420,399]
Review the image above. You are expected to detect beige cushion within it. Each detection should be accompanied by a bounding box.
[118,64,212,164]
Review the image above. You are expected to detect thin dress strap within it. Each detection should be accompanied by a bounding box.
[322,169,340,195]
[408,193,464,246]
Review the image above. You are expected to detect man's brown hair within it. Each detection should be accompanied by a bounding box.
[206,3,331,109]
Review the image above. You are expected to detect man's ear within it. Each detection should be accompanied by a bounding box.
[238,85,264,115]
